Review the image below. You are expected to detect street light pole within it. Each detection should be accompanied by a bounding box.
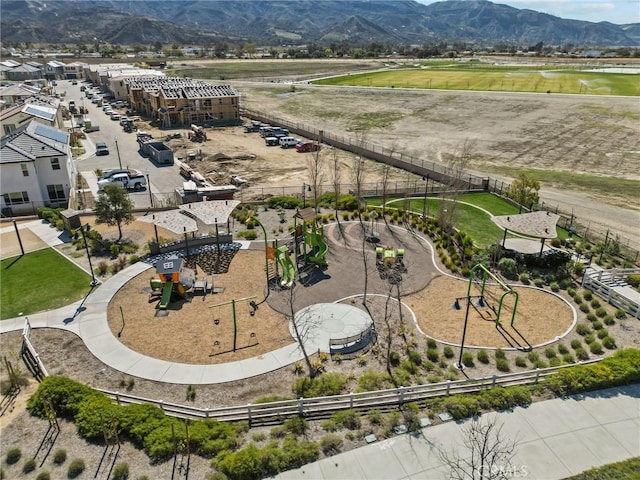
[302,183,311,209]
[79,225,99,287]
[422,174,430,218]
[114,136,122,169]
[145,169,154,208]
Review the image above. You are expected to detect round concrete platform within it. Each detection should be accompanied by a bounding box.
[290,303,373,353]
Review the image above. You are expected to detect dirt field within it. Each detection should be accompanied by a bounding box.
[230,81,640,244]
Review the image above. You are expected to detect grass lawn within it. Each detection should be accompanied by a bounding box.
[314,67,640,96]
[373,192,576,248]
[1,249,92,320]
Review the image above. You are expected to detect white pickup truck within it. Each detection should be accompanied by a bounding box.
[97,172,147,191]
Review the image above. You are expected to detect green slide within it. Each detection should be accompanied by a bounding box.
[158,280,173,309]
[306,230,328,267]
[276,246,296,288]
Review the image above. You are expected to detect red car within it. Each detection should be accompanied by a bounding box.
[295,141,321,152]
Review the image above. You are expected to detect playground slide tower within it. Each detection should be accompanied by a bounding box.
[276,245,296,288]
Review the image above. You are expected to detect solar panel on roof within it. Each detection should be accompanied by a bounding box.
[24,106,55,121]
[34,123,68,144]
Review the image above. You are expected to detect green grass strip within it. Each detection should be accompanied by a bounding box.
[1,249,92,319]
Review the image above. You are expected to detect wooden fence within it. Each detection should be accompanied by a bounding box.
[21,318,48,381]
[582,267,640,319]
[95,360,600,426]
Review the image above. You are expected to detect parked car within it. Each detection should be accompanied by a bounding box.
[295,141,321,152]
[99,168,142,181]
[265,136,279,146]
[96,142,109,155]
[98,172,147,191]
[279,136,299,148]
[110,113,121,121]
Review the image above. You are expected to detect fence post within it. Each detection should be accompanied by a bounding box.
[349,393,354,409]
[298,397,304,417]
[247,403,252,427]
[446,380,451,396]
[205,407,209,419]
[115,391,120,405]
[534,368,541,383]
[160,400,165,411]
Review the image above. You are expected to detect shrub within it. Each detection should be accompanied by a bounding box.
[550,281,560,292]
[477,350,489,364]
[368,409,383,425]
[597,328,609,339]
[28,376,97,419]
[603,315,615,326]
[614,309,627,319]
[595,307,608,318]
[533,360,548,369]
[443,346,454,359]
[111,463,130,480]
[322,409,361,431]
[534,277,544,288]
[442,396,481,420]
[461,352,474,367]
[36,473,51,480]
[426,348,439,362]
[558,344,569,355]
[496,358,510,372]
[583,290,593,301]
[586,313,597,322]
[544,348,557,359]
[527,352,540,363]
[579,303,590,313]
[498,258,518,279]
[589,342,603,354]
[575,348,590,361]
[572,294,582,303]
[67,459,86,478]
[426,338,438,349]
[562,353,575,364]
[237,230,258,240]
[584,334,596,344]
[356,370,391,392]
[53,449,67,464]
[519,272,530,284]
[389,352,401,367]
[549,358,562,367]
[494,348,506,360]
[576,323,591,336]
[320,434,343,455]
[515,357,527,368]
[293,372,347,398]
[407,350,422,366]
[5,448,21,465]
[602,337,617,350]
[22,458,37,474]
[570,339,582,350]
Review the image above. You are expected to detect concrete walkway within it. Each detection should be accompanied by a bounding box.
[275,384,640,480]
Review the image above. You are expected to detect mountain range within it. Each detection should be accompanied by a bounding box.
[1,0,638,47]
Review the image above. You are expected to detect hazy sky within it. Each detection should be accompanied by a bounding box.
[416,0,640,25]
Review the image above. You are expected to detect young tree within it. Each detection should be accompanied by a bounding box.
[306,147,326,213]
[439,138,476,236]
[94,184,134,242]
[507,172,540,212]
[439,416,520,480]
[328,144,342,225]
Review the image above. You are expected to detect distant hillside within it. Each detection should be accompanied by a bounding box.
[1,0,637,47]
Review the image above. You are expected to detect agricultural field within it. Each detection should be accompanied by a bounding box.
[314,64,640,96]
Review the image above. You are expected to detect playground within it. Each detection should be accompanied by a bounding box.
[105,208,575,367]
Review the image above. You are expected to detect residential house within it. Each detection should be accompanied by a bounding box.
[63,62,87,79]
[0,120,75,216]
[108,71,165,100]
[0,83,42,107]
[1,96,64,134]
[6,63,43,81]
[44,60,66,80]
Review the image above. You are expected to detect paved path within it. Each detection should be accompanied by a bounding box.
[275,384,640,480]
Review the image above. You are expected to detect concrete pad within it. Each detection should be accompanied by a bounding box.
[575,424,636,466]
[276,459,325,479]
[126,355,173,381]
[389,434,443,476]
[577,391,639,424]
[522,398,597,438]
[515,439,571,480]
[355,438,408,479]
[409,464,450,480]
[603,419,640,457]
[544,431,607,476]
[481,409,541,444]
[318,450,366,479]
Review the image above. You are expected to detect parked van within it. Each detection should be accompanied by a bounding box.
[279,136,298,148]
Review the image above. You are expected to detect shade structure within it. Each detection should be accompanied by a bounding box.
[178,199,240,226]
[139,210,198,234]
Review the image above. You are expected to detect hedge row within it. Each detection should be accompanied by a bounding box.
[544,348,640,396]
[28,376,243,462]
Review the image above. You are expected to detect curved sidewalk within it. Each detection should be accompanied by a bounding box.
[2,261,306,384]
